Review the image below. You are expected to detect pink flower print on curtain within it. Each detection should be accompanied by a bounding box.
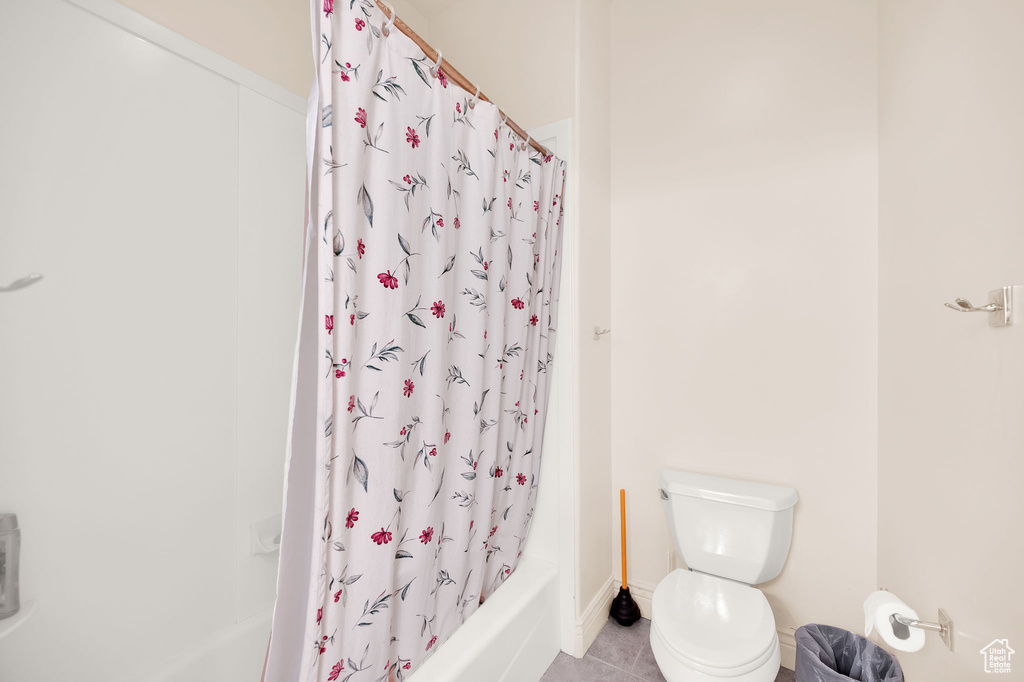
[265,1,566,680]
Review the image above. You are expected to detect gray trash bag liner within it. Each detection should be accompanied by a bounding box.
[795,624,904,682]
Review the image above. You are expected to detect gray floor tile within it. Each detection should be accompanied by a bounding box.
[620,662,794,682]
[542,617,796,682]
[613,665,794,682]
[628,639,666,681]
[585,618,651,672]
[540,652,624,682]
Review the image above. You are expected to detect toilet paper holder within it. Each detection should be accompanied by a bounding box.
[890,609,954,651]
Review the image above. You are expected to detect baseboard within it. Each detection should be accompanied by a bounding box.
[778,627,796,670]
[573,576,615,657]
[615,577,798,672]
[613,578,655,620]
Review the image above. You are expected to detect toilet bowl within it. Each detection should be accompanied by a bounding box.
[650,570,780,682]
[651,471,798,682]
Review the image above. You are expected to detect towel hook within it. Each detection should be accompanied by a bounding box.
[944,298,1001,313]
[944,286,1020,327]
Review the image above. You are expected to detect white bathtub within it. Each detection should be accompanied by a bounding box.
[409,556,560,682]
[148,555,559,682]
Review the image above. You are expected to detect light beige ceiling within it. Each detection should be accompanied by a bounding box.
[403,0,462,19]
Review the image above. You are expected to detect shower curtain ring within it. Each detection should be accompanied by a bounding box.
[521,135,531,151]
[469,86,481,109]
[500,112,507,126]
[430,51,443,78]
[381,1,396,36]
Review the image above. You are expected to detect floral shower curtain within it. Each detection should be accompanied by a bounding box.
[265,1,566,680]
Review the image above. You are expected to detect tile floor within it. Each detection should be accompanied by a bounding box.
[541,617,796,682]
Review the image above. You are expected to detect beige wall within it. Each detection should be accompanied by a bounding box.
[878,1,1024,679]
[114,0,311,96]
[609,0,879,644]
[389,0,432,42]
[427,0,577,130]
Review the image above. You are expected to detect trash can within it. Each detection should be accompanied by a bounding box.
[795,624,904,682]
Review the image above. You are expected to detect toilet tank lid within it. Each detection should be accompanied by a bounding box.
[660,471,798,511]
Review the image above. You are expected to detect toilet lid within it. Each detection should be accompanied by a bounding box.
[651,569,777,670]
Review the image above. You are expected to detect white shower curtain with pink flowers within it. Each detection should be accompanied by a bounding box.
[264,1,566,680]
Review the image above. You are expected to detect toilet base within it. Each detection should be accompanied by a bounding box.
[650,626,781,682]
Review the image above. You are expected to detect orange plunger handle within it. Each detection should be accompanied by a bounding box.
[620,488,628,589]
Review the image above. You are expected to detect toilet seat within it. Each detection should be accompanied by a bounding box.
[651,569,778,678]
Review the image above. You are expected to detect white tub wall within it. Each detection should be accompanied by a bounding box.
[0,1,304,680]
[236,86,307,621]
[0,2,234,677]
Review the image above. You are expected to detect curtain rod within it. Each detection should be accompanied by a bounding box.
[372,1,550,157]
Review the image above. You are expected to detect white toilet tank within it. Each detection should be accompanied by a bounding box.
[660,471,798,585]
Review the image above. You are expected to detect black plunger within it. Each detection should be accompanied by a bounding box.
[610,488,641,626]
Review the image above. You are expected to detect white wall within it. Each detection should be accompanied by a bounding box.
[609,0,879,652]
[878,1,1024,679]
[0,2,304,680]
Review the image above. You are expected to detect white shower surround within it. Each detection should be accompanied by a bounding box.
[0,0,304,679]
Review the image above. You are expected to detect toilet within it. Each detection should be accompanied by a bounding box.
[651,471,798,682]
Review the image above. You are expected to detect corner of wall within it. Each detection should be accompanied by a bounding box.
[570,0,615,631]
[573,577,615,657]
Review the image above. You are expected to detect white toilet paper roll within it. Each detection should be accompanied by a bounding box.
[863,591,926,653]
